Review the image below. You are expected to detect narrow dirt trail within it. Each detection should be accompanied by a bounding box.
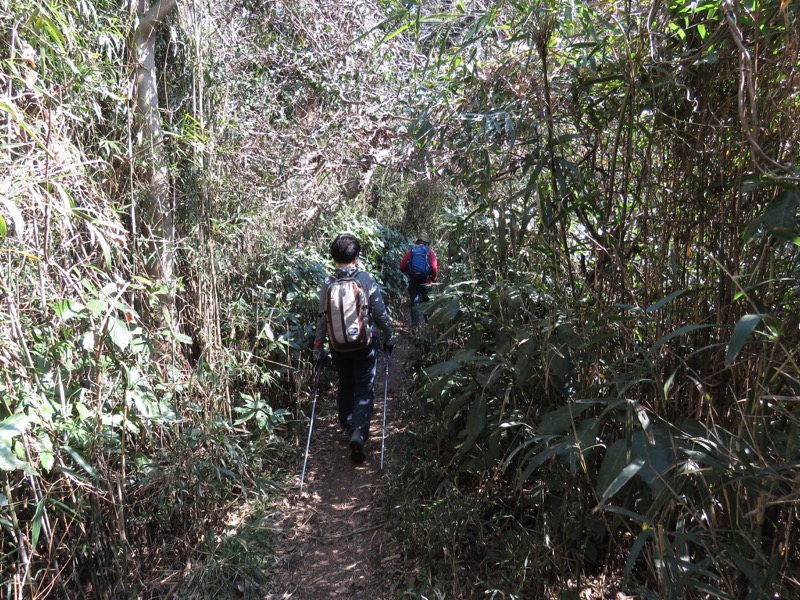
[264,337,411,599]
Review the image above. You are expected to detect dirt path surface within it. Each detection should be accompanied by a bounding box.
[264,337,411,599]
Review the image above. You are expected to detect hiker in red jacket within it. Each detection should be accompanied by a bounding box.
[399,233,438,328]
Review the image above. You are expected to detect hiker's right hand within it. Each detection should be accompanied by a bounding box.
[384,337,397,355]
[313,348,325,365]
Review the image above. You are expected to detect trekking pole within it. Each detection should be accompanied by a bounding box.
[380,348,390,470]
[300,362,323,494]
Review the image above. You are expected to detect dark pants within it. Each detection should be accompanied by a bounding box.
[408,282,432,328]
[331,337,378,438]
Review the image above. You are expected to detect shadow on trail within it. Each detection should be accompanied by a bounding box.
[264,338,411,599]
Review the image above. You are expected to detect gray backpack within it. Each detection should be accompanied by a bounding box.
[325,272,372,352]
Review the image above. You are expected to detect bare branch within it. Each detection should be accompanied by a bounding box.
[723,0,795,177]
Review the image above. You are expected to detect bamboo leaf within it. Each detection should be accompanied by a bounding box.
[663,369,677,399]
[763,190,798,231]
[457,395,487,454]
[37,434,55,472]
[427,295,460,325]
[725,314,763,366]
[517,442,566,488]
[514,337,539,385]
[594,458,645,511]
[547,345,571,393]
[0,414,30,442]
[0,100,54,158]
[632,429,671,493]
[443,390,474,421]
[31,498,46,552]
[538,403,592,435]
[596,439,626,499]
[769,231,800,246]
[108,317,132,350]
[645,289,691,313]
[424,360,462,379]
[0,197,26,237]
[381,20,413,43]
[744,190,799,241]
[34,9,67,51]
[63,445,99,480]
[724,543,763,589]
[85,221,112,268]
[572,418,601,454]
[650,324,716,353]
[53,300,88,321]
[743,214,763,242]
[603,505,653,526]
[0,443,34,474]
[634,402,654,444]
[624,529,653,583]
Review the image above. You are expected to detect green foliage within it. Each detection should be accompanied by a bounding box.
[233,393,289,435]
[0,0,296,595]
[384,0,800,597]
[407,244,799,597]
[400,177,456,240]
[3,0,799,596]
[210,209,407,437]
[317,211,410,299]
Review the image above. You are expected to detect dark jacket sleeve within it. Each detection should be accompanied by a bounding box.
[314,276,332,349]
[358,272,393,342]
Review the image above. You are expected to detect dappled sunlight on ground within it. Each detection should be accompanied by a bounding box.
[263,339,410,599]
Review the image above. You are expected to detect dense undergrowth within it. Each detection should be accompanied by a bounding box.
[375,1,799,597]
[1,0,412,596]
[386,230,799,598]
[2,0,799,598]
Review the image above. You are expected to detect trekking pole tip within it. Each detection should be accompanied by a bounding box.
[292,487,312,503]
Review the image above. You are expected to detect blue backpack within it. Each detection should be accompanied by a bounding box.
[407,244,432,283]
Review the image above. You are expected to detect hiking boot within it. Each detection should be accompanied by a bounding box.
[349,429,366,463]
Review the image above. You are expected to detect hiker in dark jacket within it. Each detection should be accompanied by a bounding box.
[314,233,395,463]
[399,233,438,328]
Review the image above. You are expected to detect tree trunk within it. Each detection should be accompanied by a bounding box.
[132,0,178,291]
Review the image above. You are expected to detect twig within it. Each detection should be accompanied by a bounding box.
[722,0,797,178]
[311,522,386,540]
